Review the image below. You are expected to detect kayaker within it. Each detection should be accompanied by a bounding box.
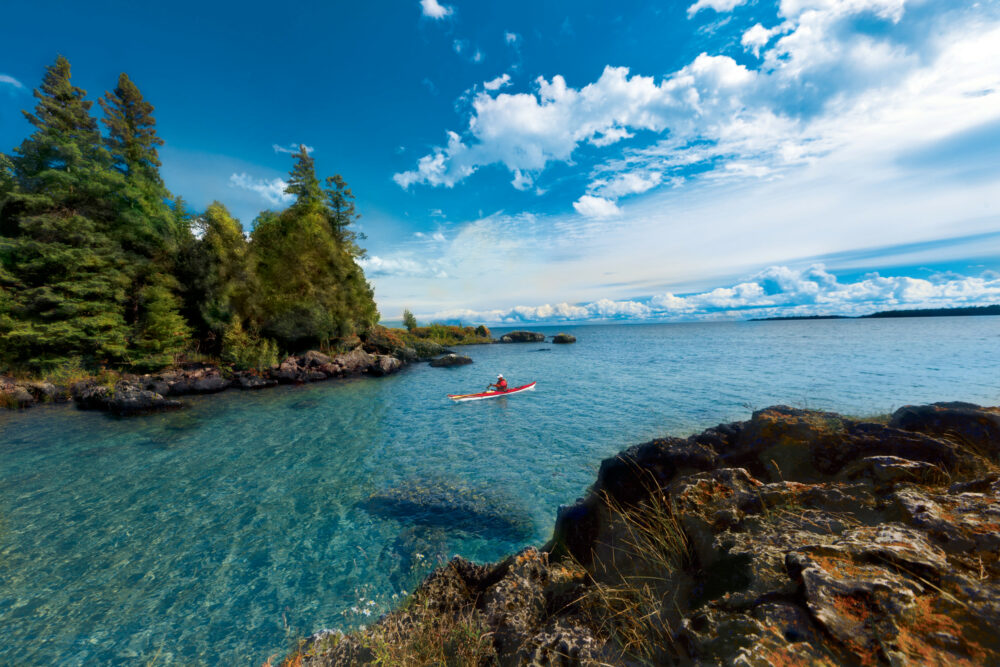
[489,374,508,392]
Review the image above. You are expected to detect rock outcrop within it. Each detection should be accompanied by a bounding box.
[500,331,546,343]
[296,403,1000,666]
[71,380,182,416]
[552,333,577,344]
[1,376,71,408]
[428,354,474,367]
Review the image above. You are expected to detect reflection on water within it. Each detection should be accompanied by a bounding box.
[1,317,999,664]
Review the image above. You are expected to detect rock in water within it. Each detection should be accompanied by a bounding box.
[499,331,546,343]
[552,333,576,344]
[72,380,182,416]
[361,478,534,540]
[428,354,473,368]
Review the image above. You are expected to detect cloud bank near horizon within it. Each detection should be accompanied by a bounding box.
[420,264,1000,324]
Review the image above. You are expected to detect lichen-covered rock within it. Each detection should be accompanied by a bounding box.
[552,333,577,344]
[294,403,1000,666]
[428,353,473,367]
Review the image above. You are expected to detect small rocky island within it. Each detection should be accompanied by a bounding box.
[287,402,1000,665]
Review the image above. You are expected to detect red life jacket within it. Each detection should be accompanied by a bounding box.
[497,378,508,391]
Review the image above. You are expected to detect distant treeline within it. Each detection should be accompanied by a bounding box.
[752,304,1000,321]
[0,56,377,374]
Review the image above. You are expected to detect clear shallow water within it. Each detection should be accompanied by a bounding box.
[1,317,999,665]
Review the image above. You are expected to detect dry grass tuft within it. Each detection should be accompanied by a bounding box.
[579,476,690,665]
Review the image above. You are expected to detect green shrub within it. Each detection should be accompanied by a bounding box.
[221,319,280,370]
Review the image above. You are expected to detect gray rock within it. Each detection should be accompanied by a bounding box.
[428,354,473,367]
[552,333,577,344]
[499,330,546,343]
[302,350,331,367]
[72,380,182,416]
[370,355,403,376]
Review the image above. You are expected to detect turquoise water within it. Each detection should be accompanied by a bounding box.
[2,317,999,664]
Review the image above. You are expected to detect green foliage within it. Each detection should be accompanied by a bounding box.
[0,57,381,375]
[131,284,190,371]
[178,201,250,345]
[0,56,131,371]
[405,323,493,346]
[402,308,417,331]
[248,148,378,350]
[221,318,279,370]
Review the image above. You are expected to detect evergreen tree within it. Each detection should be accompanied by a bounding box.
[285,145,323,207]
[250,149,378,349]
[0,56,130,370]
[131,284,190,370]
[323,173,366,256]
[100,72,191,366]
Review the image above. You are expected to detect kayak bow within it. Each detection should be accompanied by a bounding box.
[448,381,536,402]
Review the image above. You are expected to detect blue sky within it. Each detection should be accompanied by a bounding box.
[2,0,1000,323]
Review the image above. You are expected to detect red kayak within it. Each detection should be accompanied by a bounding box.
[448,381,537,402]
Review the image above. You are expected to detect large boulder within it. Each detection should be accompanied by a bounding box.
[500,330,546,343]
[429,354,473,368]
[1,380,35,408]
[369,355,403,376]
[72,380,182,416]
[552,333,576,344]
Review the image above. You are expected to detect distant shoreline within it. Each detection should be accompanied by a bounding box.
[750,304,1000,321]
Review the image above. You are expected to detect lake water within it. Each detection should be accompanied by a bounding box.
[1,317,999,664]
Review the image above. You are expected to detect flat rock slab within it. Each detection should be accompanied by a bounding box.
[429,354,473,367]
[500,331,546,343]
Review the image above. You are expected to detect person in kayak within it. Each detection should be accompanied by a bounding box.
[489,374,508,392]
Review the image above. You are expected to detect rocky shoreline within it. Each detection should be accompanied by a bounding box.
[0,328,575,415]
[290,402,1000,666]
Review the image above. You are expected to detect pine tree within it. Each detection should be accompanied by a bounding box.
[100,72,191,367]
[284,145,323,208]
[0,56,130,370]
[323,173,366,256]
[402,309,417,331]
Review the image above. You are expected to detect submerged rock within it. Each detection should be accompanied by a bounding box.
[361,478,534,540]
[428,354,473,368]
[499,331,546,343]
[298,402,1000,666]
[552,333,576,344]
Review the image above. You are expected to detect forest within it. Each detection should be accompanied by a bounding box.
[0,56,378,375]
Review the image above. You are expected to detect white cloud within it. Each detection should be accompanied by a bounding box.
[425,265,1000,323]
[505,31,521,45]
[360,255,448,279]
[573,195,621,219]
[0,74,24,89]
[228,173,293,206]
[472,49,484,63]
[272,143,314,155]
[483,74,511,91]
[687,0,748,18]
[589,171,662,199]
[741,23,781,57]
[420,0,452,19]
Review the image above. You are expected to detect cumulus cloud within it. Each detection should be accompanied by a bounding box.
[573,195,621,219]
[396,0,998,211]
[741,23,781,57]
[687,0,748,17]
[273,143,314,155]
[505,31,520,45]
[0,74,24,89]
[420,0,452,19]
[229,173,293,206]
[484,74,511,91]
[427,265,1000,323]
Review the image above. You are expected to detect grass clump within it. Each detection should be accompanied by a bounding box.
[360,591,497,666]
[580,483,690,665]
